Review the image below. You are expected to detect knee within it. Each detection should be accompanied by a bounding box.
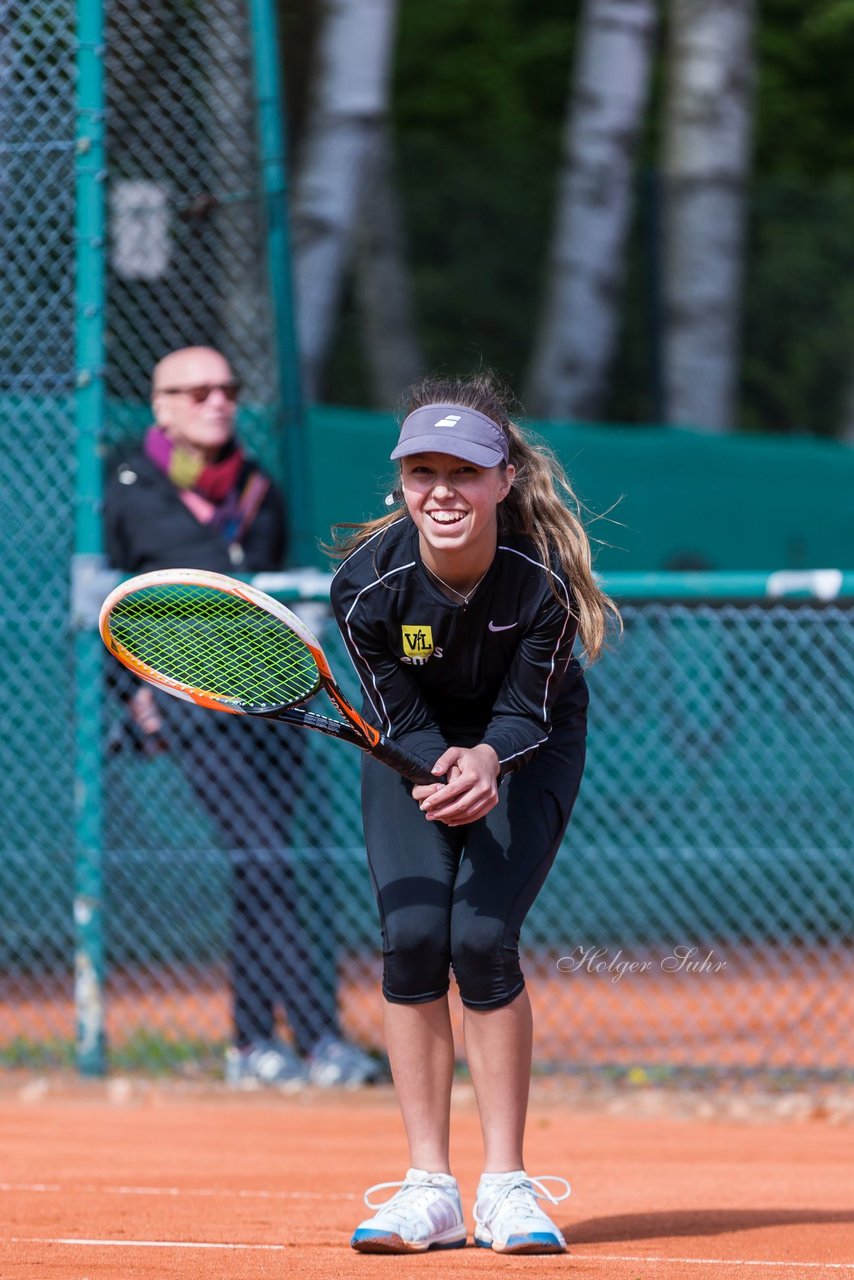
[451,917,523,1010]
[381,908,451,1003]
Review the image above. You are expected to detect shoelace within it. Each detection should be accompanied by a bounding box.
[477,1173,571,1218]
[363,1175,456,1222]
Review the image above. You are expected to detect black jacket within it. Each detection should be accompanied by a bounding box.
[330,517,588,771]
[104,445,286,574]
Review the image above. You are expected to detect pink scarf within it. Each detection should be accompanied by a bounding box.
[145,425,269,543]
[145,425,245,501]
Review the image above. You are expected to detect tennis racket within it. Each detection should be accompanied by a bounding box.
[99,567,438,785]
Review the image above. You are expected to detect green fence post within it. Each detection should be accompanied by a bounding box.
[248,0,311,564]
[73,0,107,1076]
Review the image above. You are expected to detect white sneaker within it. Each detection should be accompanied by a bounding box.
[474,1171,570,1254]
[350,1168,466,1253]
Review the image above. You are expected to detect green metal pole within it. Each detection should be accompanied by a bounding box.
[248,0,312,564]
[73,0,107,1076]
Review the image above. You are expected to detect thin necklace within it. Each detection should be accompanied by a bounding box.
[423,560,490,605]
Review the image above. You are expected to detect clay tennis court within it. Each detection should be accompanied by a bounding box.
[3,1072,852,1279]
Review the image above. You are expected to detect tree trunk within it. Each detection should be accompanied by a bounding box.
[525,0,657,421]
[353,123,424,408]
[838,382,854,445]
[661,0,756,432]
[291,0,399,402]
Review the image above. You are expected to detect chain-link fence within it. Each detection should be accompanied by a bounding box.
[0,0,298,1071]
[5,583,854,1080]
[102,0,294,472]
[1,2,78,1075]
[1,3,852,1085]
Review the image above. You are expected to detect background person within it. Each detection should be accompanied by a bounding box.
[329,370,619,1252]
[104,344,381,1089]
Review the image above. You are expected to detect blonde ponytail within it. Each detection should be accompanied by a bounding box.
[499,420,619,662]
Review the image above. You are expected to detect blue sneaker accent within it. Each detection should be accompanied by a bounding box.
[506,1231,564,1251]
[351,1228,465,1253]
[475,1231,562,1251]
[473,1172,570,1254]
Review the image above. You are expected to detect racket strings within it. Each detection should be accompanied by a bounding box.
[109,585,320,709]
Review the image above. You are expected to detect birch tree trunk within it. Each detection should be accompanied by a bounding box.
[661,0,755,432]
[291,0,399,401]
[838,384,854,444]
[353,124,424,407]
[526,0,657,421]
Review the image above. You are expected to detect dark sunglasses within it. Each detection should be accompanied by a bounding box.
[155,381,241,404]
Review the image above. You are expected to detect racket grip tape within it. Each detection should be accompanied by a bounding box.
[372,735,441,785]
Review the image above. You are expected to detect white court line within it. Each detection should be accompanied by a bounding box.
[0,1181,357,1201]
[8,1238,286,1251]
[0,1183,61,1193]
[4,1240,853,1268]
[573,1256,854,1272]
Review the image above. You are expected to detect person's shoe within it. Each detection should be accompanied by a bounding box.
[473,1171,570,1254]
[224,1038,307,1090]
[307,1034,384,1088]
[351,1168,467,1253]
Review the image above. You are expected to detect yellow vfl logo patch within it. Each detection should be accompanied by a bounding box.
[401,625,434,658]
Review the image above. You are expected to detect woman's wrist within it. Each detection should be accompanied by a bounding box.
[472,743,500,776]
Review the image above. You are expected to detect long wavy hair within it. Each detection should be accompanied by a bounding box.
[327,371,620,662]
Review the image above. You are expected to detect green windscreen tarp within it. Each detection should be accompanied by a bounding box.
[306,405,854,573]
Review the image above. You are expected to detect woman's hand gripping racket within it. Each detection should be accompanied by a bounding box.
[99,568,438,785]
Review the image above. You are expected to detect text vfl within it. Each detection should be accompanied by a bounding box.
[400,624,443,666]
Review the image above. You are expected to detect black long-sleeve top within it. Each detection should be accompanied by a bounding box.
[329,517,588,772]
[103,446,285,574]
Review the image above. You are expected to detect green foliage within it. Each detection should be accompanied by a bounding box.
[804,0,854,35]
[737,0,854,432]
[393,0,575,154]
[741,178,854,435]
[391,0,576,386]
[0,1037,75,1070]
[109,1032,226,1074]
[757,0,854,176]
[0,1034,226,1073]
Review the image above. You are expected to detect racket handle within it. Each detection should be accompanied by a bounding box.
[373,735,441,785]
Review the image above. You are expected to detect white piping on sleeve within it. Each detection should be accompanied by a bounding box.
[497,544,573,723]
[342,562,415,735]
[497,735,548,768]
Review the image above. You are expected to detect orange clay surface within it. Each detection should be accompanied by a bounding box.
[2,1074,852,1279]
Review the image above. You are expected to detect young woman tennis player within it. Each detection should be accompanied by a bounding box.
[329,372,618,1255]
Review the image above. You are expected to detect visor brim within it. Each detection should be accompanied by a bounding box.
[390,434,506,467]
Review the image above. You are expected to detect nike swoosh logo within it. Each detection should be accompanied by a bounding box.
[488,621,518,632]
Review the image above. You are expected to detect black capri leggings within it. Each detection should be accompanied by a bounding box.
[360,730,586,1011]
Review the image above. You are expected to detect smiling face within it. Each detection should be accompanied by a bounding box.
[400,451,515,582]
